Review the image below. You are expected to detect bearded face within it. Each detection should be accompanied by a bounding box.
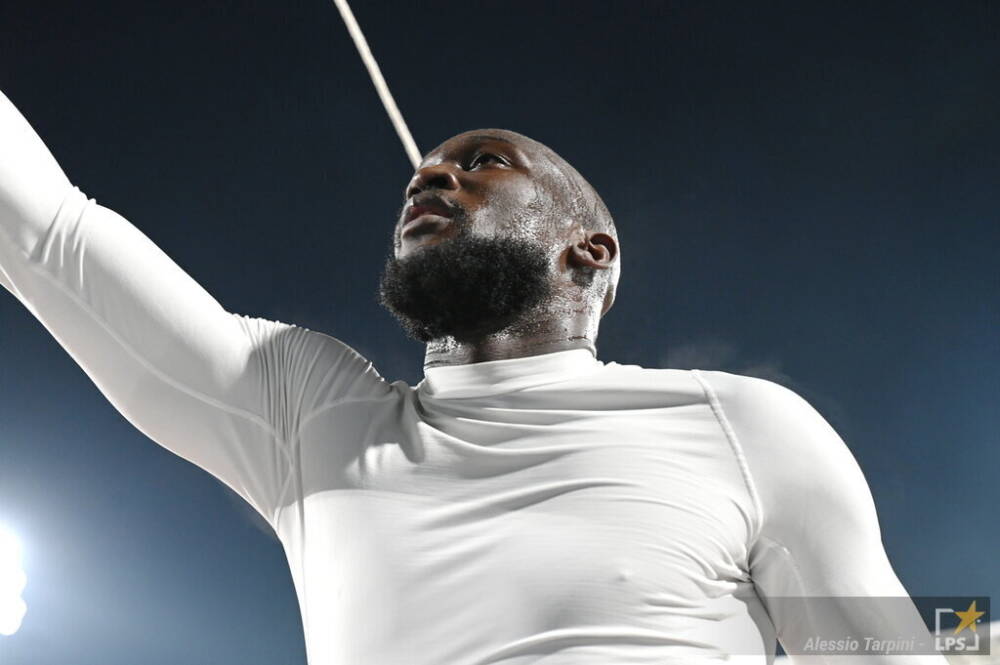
[378,129,616,344]
[378,231,552,343]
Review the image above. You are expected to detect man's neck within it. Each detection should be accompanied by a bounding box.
[422,313,599,368]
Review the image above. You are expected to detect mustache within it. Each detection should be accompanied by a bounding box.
[395,197,468,227]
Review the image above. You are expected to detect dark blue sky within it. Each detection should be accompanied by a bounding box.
[1,1,997,663]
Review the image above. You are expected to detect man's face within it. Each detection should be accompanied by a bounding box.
[379,130,567,343]
[393,131,563,259]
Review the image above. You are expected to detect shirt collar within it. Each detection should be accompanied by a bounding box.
[418,348,603,399]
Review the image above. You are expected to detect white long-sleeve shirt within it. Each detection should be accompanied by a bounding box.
[0,89,947,665]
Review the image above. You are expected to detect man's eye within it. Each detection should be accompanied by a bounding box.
[470,153,507,169]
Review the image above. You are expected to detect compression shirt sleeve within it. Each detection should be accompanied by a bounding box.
[0,89,389,529]
[693,370,948,664]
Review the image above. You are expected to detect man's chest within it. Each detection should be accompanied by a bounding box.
[288,397,756,628]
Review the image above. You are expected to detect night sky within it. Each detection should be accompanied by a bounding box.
[1,1,997,663]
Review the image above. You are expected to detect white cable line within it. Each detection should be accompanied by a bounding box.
[331,0,422,169]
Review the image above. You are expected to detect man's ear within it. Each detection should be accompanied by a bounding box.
[568,231,618,271]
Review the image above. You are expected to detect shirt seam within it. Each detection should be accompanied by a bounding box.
[690,369,765,546]
[753,534,821,648]
[271,433,296,531]
[297,391,387,433]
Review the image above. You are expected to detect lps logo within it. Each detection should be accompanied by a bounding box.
[934,600,986,653]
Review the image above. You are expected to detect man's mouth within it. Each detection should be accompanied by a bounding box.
[401,195,457,237]
[401,213,452,238]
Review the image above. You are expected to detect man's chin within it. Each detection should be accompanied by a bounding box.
[378,232,553,344]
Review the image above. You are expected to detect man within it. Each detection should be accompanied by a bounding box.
[0,89,944,664]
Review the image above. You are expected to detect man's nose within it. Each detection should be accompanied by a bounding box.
[405,164,460,199]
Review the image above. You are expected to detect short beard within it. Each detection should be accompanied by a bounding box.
[378,233,553,343]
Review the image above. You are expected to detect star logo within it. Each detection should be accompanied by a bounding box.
[953,600,985,635]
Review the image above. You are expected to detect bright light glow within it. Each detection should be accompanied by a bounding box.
[0,526,27,636]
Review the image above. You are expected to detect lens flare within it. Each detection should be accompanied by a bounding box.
[0,526,26,636]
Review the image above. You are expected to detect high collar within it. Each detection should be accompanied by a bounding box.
[417,348,604,399]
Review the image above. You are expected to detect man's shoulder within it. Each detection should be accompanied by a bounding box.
[233,314,395,411]
[688,368,810,418]
[690,369,865,507]
[593,364,796,412]
[687,368,857,470]
[592,361,715,405]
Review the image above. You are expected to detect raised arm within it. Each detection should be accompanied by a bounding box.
[0,89,387,528]
[694,371,948,664]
